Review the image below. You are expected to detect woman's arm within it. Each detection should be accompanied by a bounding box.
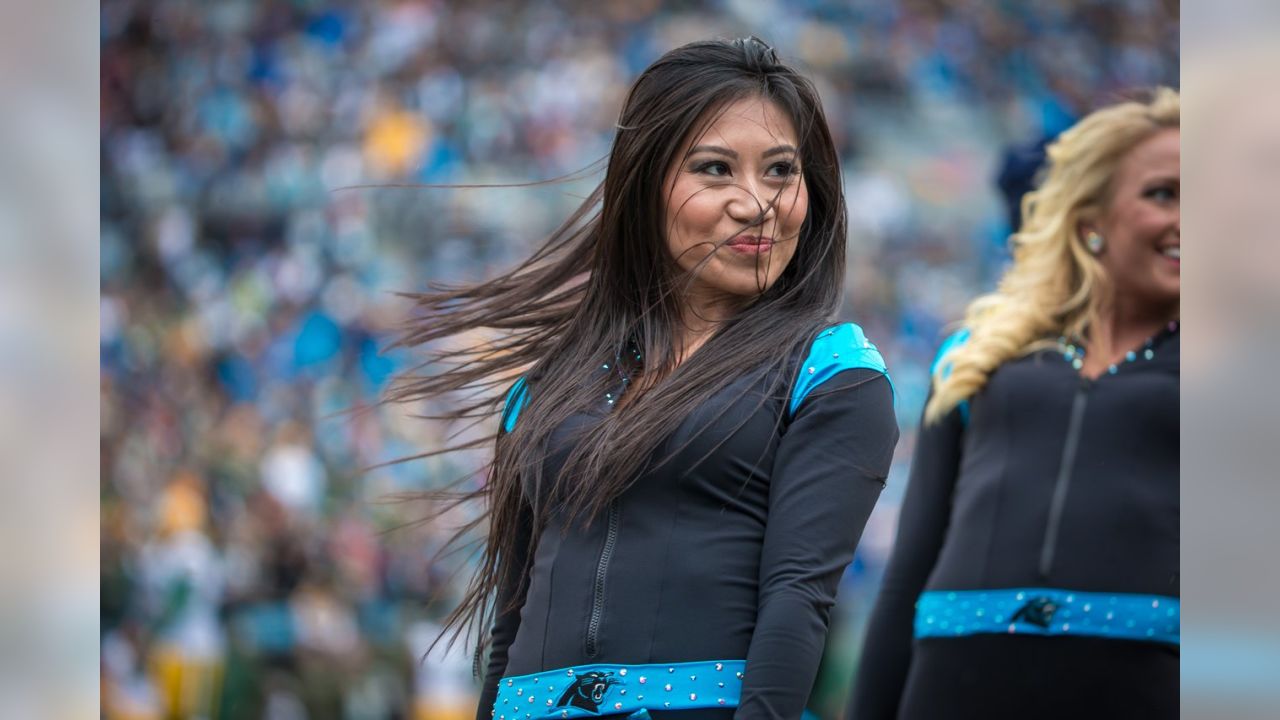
[476,495,533,719]
[845,388,963,720]
[736,367,898,720]
[478,378,535,720]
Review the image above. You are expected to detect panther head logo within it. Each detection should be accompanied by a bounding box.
[1011,596,1059,628]
[555,671,620,713]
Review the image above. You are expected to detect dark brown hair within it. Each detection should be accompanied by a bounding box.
[389,37,847,657]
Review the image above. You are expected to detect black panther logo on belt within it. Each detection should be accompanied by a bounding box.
[555,671,620,713]
[1011,596,1059,628]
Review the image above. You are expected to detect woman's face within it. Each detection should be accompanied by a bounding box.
[662,96,809,309]
[1090,127,1180,311]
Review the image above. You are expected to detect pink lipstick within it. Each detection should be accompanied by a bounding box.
[726,234,774,254]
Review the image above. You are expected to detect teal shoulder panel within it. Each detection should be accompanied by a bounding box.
[501,376,529,433]
[789,323,892,417]
[930,328,971,378]
[930,328,971,424]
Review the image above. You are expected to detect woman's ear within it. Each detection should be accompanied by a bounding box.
[1074,212,1097,243]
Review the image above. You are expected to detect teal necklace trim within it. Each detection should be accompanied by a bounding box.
[1057,319,1178,374]
[601,341,643,407]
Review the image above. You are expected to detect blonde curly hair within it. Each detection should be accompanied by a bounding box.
[926,88,1180,423]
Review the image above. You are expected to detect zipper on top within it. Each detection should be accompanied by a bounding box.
[585,501,620,658]
[1039,379,1091,579]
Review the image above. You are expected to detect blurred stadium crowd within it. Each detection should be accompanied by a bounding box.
[99,1,1178,718]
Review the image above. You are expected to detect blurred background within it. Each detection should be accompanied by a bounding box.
[98,1,1178,718]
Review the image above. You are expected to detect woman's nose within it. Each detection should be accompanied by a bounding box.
[727,182,776,225]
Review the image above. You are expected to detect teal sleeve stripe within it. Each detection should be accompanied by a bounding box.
[788,323,893,417]
[930,328,971,425]
[502,376,529,433]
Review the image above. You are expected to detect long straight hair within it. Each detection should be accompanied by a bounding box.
[388,37,849,655]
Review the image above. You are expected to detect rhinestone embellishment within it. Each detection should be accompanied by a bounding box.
[1056,321,1176,375]
[496,662,755,715]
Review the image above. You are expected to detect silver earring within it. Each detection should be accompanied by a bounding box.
[1085,231,1105,255]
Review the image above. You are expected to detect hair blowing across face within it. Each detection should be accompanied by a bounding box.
[386,37,848,656]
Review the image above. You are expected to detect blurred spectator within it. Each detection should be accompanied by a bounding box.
[141,471,226,719]
[260,422,328,519]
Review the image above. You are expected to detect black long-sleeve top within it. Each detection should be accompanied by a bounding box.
[478,323,900,720]
[848,327,1179,719]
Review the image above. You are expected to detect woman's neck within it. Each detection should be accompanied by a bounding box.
[622,295,736,404]
[1090,294,1178,362]
[670,285,742,361]
[675,291,745,365]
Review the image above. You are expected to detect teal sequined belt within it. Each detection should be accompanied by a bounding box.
[914,588,1179,645]
[492,659,745,719]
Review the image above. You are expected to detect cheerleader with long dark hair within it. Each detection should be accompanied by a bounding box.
[393,37,899,720]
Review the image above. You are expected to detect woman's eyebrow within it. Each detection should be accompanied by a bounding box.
[762,144,798,158]
[686,144,798,159]
[687,144,737,159]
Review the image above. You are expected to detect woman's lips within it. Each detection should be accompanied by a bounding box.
[726,235,774,254]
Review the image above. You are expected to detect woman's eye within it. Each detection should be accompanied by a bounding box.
[694,161,731,177]
[767,161,799,178]
[1145,185,1177,202]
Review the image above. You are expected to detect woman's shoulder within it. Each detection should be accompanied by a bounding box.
[930,327,972,378]
[788,322,893,417]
